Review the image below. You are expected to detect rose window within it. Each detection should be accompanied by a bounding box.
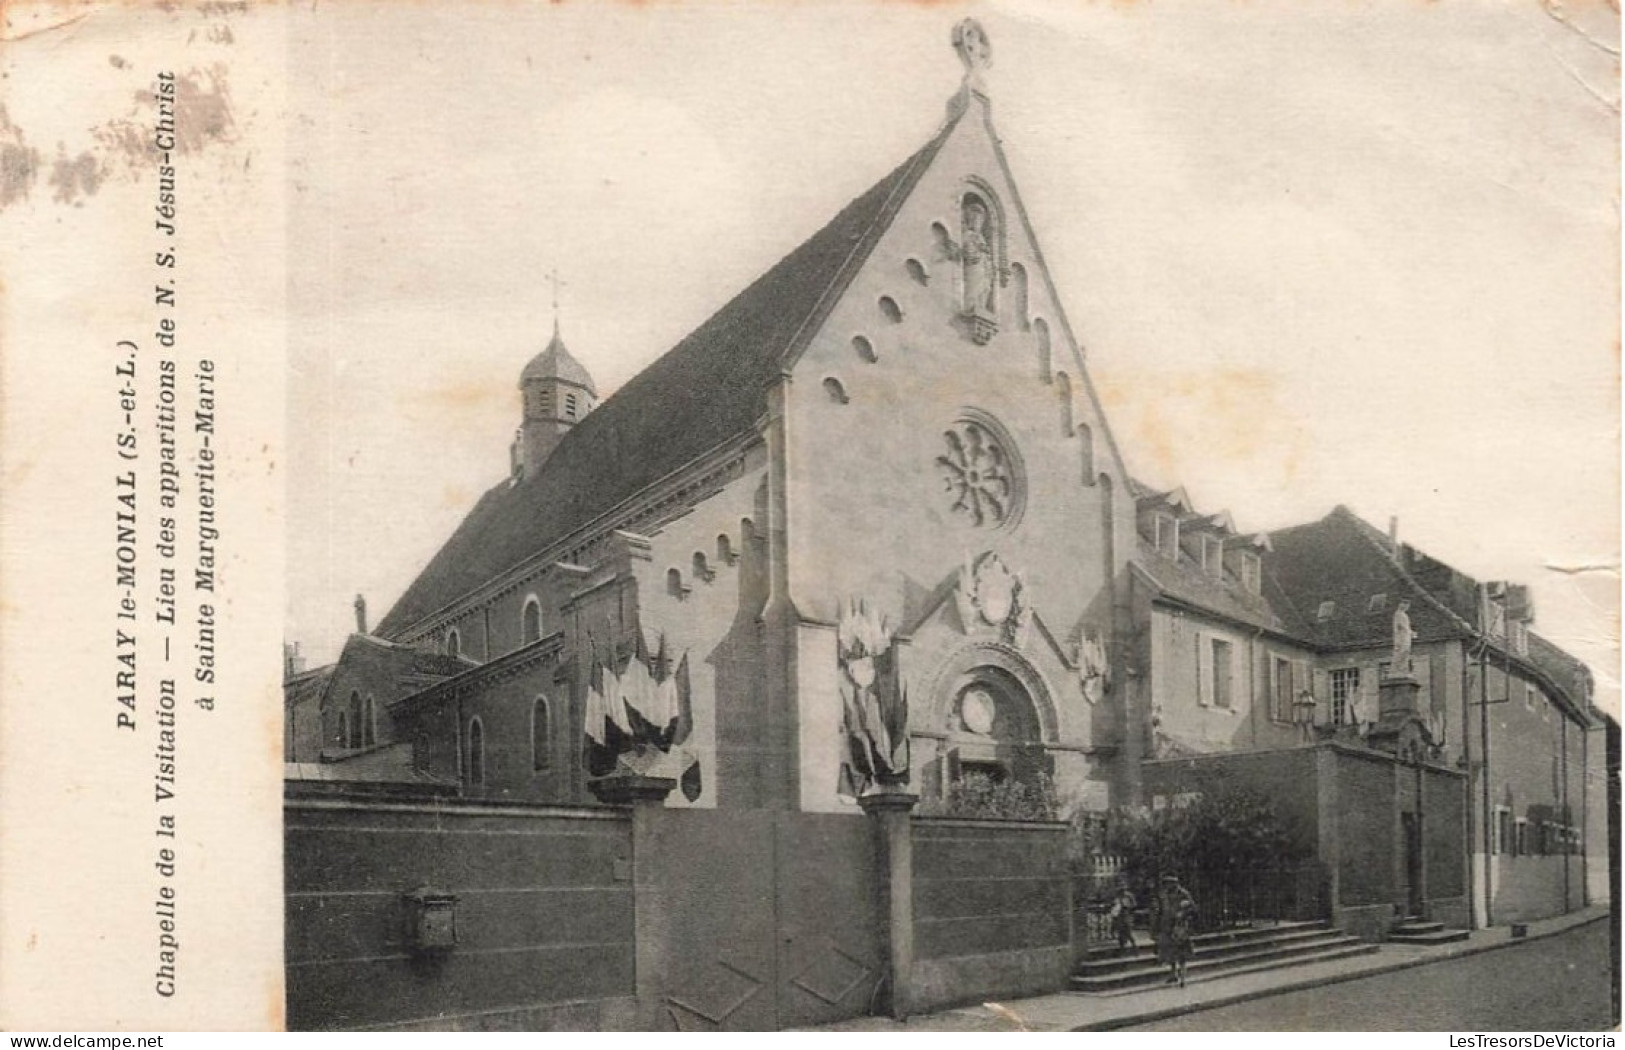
[938,420,1021,527]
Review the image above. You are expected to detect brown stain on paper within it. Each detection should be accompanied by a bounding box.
[0,49,238,208]
[1095,365,1298,483]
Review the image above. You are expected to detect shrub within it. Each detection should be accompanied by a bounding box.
[919,771,1059,821]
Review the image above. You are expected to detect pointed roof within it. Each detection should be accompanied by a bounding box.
[520,322,597,394]
[376,113,963,637]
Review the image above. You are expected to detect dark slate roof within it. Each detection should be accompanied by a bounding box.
[1265,506,1474,651]
[378,117,961,637]
[1133,538,1294,636]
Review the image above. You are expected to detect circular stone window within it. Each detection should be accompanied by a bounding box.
[936,413,1025,529]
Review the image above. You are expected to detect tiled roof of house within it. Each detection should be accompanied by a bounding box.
[1525,630,1596,721]
[1133,538,1294,636]
[283,665,334,707]
[1266,506,1475,651]
[377,115,962,637]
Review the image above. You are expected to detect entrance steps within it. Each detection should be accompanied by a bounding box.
[1071,920,1377,995]
[1387,917,1470,945]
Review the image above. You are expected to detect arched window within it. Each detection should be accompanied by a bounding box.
[466,717,485,787]
[362,695,376,747]
[532,696,551,772]
[348,690,363,749]
[716,533,736,566]
[667,567,689,599]
[522,596,542,645]
[1011,262,1030,330]
[692,551,714,583]
[446,628,460,659]
[1034,318,1052,382]
[337,711,349,751]
[822,377,849,404]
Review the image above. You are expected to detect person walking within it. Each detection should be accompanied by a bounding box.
[1108,884,1137,954]
[1151,874,1198,987]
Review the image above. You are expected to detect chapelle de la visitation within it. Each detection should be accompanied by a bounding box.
[284,22,1610,1031]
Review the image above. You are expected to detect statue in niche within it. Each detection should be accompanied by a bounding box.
[961,194,996,317]
[1391,600,1414,676]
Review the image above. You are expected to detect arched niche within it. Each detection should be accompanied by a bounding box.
[1056,371,1077,436]
[1011,262,1030,330]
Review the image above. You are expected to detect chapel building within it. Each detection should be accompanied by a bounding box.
[285,23,1607,935]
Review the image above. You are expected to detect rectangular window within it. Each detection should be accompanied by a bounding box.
[1211,639,1234,709]
[1202,535,1222,577]
[1525,684,1536,713]
[1494,808,1512,855]
[1271,656,1293,723]
[1330,668,1359,726]
[1515,819,1528,857]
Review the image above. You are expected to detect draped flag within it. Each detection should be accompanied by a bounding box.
[836,599,909,802]
[583,629,702,800]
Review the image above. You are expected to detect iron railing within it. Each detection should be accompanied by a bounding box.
[1073,860,1329,947]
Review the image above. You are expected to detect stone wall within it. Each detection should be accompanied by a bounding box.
[909,817,1072,1013]
[285,789,636,1031]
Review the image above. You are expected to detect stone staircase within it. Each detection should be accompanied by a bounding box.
[1071,920,1377,994]
[1387,917,1470,946]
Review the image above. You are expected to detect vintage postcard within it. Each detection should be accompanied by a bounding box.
[0,0,1617,1033]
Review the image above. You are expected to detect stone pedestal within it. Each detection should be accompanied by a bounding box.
[1368,675,1433,760]
[859,787,919,1021]
[589,772,676,1030]
[1378,673,1422,721]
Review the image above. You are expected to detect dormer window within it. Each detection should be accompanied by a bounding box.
[1201,535,1223,577]
[1240,552,1261,595]
[1154,514,1179,556]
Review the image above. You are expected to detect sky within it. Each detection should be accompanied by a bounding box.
[284,0,1620,715]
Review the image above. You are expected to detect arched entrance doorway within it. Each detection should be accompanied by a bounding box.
[927,646,1057,801]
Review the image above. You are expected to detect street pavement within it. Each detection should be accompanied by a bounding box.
[1129,919,1614,1031]
[807,904,1612,1032]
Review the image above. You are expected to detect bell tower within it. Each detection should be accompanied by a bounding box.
[511,276,597,480]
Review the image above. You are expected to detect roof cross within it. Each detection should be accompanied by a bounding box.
[546,268,567,328]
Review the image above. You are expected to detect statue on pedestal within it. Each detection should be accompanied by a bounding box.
[1391,600,1414,677]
